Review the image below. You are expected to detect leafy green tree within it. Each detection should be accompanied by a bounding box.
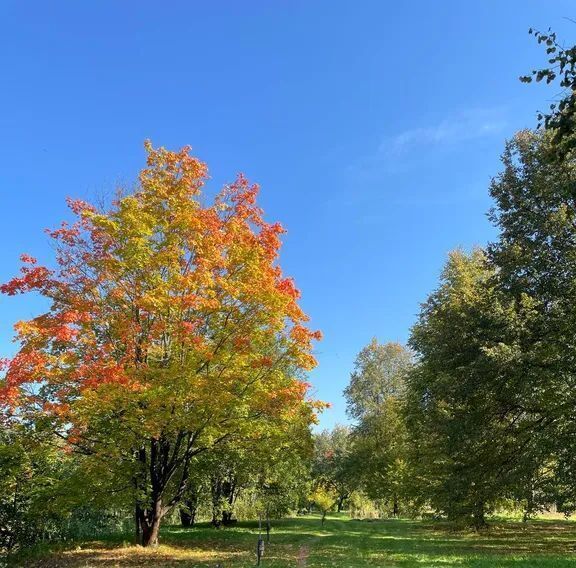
[406,249,535,527]
[312,425,355,512]
[350,398,411,516]
[521,29,576,159]
[0,422,72,553]
[487,129,576,513]
[344,340,415,517]
[345,340,411,421]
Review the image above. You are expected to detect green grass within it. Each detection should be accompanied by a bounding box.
[10,513,576,567]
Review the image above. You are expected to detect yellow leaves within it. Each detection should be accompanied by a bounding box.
[13,319,38,339]
[3,140,324,467]
[87,212,120,238]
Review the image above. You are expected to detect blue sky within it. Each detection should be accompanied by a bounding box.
[0,1,573,429]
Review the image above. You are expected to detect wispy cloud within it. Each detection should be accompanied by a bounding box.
[349,107,508,180]
[388,108,507,153]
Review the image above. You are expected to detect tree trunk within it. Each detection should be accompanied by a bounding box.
[137,497,164,547]
[472,501,487,530]
[132,432,204,545]
[222,478,237,525]
[141,516,161,547]
[523,487,535,522]
[393,496,399,518]
[180,489,198,527]
[211,476,223,528]
[180,507,195,527]
[337,495,345,512]
[135,503,142,542]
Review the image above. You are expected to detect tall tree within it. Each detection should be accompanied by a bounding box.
[0,142,324,546]
[345,340,412,421]
[487,129,576,512]
[344,340,414,516]
[407,249,533,527]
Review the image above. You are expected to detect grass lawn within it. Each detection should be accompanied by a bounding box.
[9,514,576,567]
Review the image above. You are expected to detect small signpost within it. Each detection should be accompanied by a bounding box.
[256,514,265,566]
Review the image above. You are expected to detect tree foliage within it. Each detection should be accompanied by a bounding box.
[312,425,355,512]
[0,141,324,546]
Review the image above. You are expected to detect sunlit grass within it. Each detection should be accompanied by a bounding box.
[11,513,576,567]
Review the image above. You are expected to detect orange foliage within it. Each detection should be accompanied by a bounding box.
[0,141,323,447]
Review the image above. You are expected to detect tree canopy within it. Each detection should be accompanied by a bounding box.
[0,142,324,546]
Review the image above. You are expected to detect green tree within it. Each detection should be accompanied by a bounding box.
[312,425,355,512]
[487,129,576,513]
[521,28,576,159]
[0,422,72,554]
[344,340,414,517]
[407,249,534,527]
[345,340,411,421]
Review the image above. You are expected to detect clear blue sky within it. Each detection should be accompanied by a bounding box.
[0,1,573,429]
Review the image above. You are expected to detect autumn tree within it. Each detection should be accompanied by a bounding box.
[310,487,337,527]
[0,142,323,546]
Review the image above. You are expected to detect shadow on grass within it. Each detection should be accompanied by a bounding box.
[9,515,576,567]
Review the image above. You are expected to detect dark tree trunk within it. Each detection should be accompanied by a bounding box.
[135,503,142,542]
[133,432,199,546]
[180,486,199,527]
[180,507,195,527]
[393,496,399,518]
[472,501,487,530]
[211,475,237,527]
[211,477,223,528]
[222,478,237,526]
[337,495,346,512]
[523,487,535,522]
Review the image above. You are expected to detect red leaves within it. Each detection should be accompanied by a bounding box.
[2,351,47,401]
[259,222,285,260]
[46,222,81,246]
[20,254,37,264]
[54,324,76,342]
[66,197,95,216]
[290,324,322,344]
[1,141,324,444]
[278,277,301,299]
[181,321,198,334]
[74,359,131,391]
[233,336,251,352]
[251,355,274,368]
[0,258,52,295]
